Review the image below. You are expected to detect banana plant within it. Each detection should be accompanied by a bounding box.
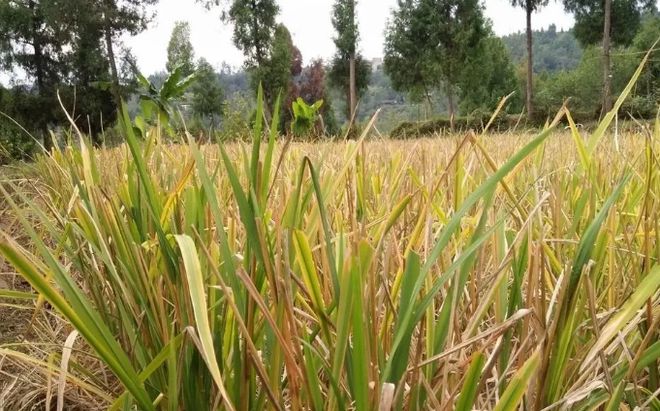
[291,98,323,137]
[133,64,197,137]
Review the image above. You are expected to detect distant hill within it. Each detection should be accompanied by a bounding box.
[501,24,582,73]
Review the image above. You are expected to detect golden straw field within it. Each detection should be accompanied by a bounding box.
[1,115,660,409]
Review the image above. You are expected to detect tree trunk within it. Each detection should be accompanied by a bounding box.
[423,83,434,115]
[29,0,52,151]
[525,5,534,120]
[104,14,122,110]
[601,0,613,114]
[348,0,357,124]
[446,83,455,130]
[349,55,357,122]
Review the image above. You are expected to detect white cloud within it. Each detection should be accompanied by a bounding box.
[124,0,575,75]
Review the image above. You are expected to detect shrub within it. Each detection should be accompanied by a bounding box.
[0,117,36,164]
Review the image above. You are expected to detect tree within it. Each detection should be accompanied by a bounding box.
[331,0,366,122]
[166,21,195,76]
[384,0,433,107]
[500,26,583,73]
[328,55,371,120]
[225,0,279,68]
[510,0,549,119]
[0,0,157,149]
[298,59,339,135]
[256,24,294,110]
[191,58,225,128]
[198,0,281,112]
[384,0,488,119]
[61,4,117,144]
[0,0,70,150]
[628,13,660,115]
[95,0,158,108]
[458,36,520,114]
[563,0,655,113]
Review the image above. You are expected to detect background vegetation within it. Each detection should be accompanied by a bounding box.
[1,0,660,409]
[1,0,659,164]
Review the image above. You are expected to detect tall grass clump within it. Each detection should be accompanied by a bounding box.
[1,54,660,409]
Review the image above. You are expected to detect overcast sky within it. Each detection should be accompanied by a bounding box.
[123,0,576,75]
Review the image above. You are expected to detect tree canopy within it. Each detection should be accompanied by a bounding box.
[563,0,656,47]
[166,21,195,76]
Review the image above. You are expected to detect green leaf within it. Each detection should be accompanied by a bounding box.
[493,348,541,411]
[455,352,486,411]
[175,235,235,410]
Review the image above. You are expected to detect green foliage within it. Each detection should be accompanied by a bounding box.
[0,114,35,164]
[627,13,660,116]
[292,60,340,136]
[252,24,294,109]
[458,36,521,113]
[501,25,583,72]
[563,0,654,47]
[328,54,371,120]
[218,92,253,139]
[226,0,279,68]
[0,0,155,148]
[191,58,225,128]
[390,113,523,138]
[332,0,358,56]
[166,21,196,77]
[133,65,197,137]
[384,0,489,113]
[535,47,639,118]
[291,98,323,136]
[330,0,370,121]
[511,0,549,12]
[384,0,441,98]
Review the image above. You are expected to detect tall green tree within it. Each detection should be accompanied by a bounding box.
[510,0,549,119]
[198,0,280,111]
[458,35,520,114]
[563,0,655,113]
[331,0,367,122]
[328,55,371,121]
[62,4,117,144]
[384,0,435,108]
[257,24,295,110]
[191,58,225,128]
[95,0,158,108]
[166,21,195,76]
[0,0,70,149]
[384,0,488,119]
[225,0,279,68]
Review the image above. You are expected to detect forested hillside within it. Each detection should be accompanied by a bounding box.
[501,25,582,73]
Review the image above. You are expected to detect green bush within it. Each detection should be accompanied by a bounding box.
[0,117,36,164]
[390,113,524,139]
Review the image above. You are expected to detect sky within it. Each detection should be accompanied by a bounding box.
[123,0,576,75]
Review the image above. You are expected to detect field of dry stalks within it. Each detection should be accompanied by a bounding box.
[1,117,660,409]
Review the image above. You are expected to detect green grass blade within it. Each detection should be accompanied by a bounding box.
[175,235,235,411]
[493,348,541,411]
[455,351,486,411]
